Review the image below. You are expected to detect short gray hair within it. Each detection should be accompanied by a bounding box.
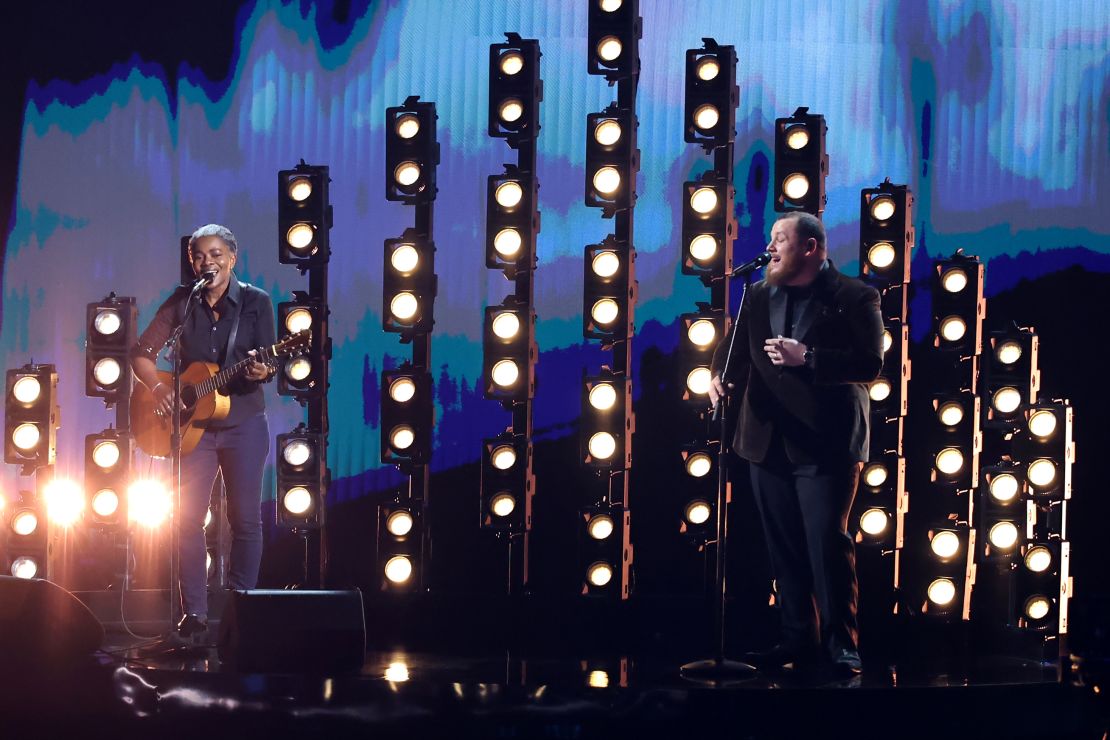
[188,223,238,255]
[779,212,826,254]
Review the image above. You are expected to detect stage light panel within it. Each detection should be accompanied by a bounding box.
[774,107,828,215]
[385,97,439,204]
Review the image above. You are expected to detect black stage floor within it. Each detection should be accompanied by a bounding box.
[3,628,1107,740]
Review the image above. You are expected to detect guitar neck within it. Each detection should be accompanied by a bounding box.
[192,345,276,400]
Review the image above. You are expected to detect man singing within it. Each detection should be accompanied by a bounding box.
[709,212,883,676]
[131,224,276,643]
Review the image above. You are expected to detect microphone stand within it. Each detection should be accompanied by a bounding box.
[681,270,758,684]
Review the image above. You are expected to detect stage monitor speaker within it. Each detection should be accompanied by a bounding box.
[218,589,366,673]
[0,576,105,667]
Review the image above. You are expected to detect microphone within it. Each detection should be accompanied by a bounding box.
[729,251,772,277]
[190,270,218,292]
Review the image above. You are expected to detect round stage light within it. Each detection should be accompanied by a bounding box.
[988,521,1019,550]
[594,119,622,147]
[491,494,516,518]
[931,530,960,559]
[685,500,712,526]
[491,312,521,340]
[128,480,171,528]
[12,376,41,404]
[494,228,522,257]
[685,452,712,478]
[394,161,421,188]
[384,661,409,682]
[587,561,613,587]
[92,440,121,469]
[935,448,964,476]
[690,187,718,214]
[387,510,414,537]
[588,670,609,688]
[597,36,622,63]
[696,56,720,81]
[385,556,413,584]
[686,367,712,396]
[996,340,1022,365]
[94,309,122,336]
[785,125,810,150]
[941,268,968,293]
[939,316,967,342]
[688,319,716,347]
[285,357,312,383]
[391,244,419,274]
[498,98,523,124]
[589,382,617,411]
[868,378,891,402]
[287,176,314,201]
[495,181,523,209]
[867,242,896,270]
[782,173,810,201]
[869,196,896,222]
[1027,459,1057,488]
[286,223,315,253]
[499,51,524,76]
[11,510,39,537]
[1024,596,1051,621]
[689,235,717,262]
[283,487,313,516]
[592,166,621,196]
[587,514,614,540]
[588,432,617,461]
[599,0,622,11]
[43,481,83,525]
[927,578,957,607]
[11,557,38,580]
[863,463,888,488]
[1028,410,1057,439]
[12,423,40,452]
[989,473,1019,503]
[389,377,416,403]
[592,250,620,278]
[591,298,619,326]
[92,489,119,517]
[938,401,964,427]
[491,444,517,470]
[93,358,122,387]
[491,359,520,388]
[859,508,889,536]
[204,508,213,529]
[395,114,420,140]
[882,329,893,354]
[1025,546,1053,573]
[285,307,313,334]
[991,387,1022,415]
[282,439,313,468]
[390,425,415,451]
[390,292,419,322]
[694,104,720,131]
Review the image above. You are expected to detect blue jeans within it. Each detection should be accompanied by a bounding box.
[178,412,269,618]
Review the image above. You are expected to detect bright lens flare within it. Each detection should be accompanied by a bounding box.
[928,578,957,606]
[591,299,619,326]
[288,176,313,201]
[491,445,517,470]
[868,243,896,269]
[869,196,896,221]
[128,480,171,528]
[591,251,620,278]
[387,510,414,536]
[594,119,622,147]
[391,245,419,273]
[491,494,516,517]
[491,312,521,340]
[92,440,121,469]
[588,432,616,460]
[389,377,416,403]
[931,530,960,559]
[285,308,313,334]
[782,173,810,201]
[12,376,42,404]
[685,452,712,478]
[690,187,718,214]
[989,521,1019,550]
[94,309,122,336]
[491,359,520,388]
[385,556,413,584]
[93,357,122,387]
[283,487,313,515]
[495,181,523,208]
[860,509,889,536]
[589,383,617,411]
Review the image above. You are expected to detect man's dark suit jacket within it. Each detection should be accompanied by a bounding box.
[711,261,884,466]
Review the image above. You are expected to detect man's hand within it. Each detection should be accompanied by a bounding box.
[152,383,184,420]
[764,335,807,367]
[245,349,272,381]
[708,375,734,409]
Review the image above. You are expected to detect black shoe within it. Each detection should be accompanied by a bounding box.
[176,614,210,645]
[744,644,822,671]
[831,648,862,676]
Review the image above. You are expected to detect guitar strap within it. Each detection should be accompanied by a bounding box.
[222,281,246,370]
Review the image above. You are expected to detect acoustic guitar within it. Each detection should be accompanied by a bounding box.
[130,330,310,458]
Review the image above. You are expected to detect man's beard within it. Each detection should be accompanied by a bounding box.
[765,254,804,286]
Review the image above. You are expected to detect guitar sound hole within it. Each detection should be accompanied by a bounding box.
[181,385,199,409]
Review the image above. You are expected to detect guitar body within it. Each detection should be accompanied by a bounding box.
[130,363,231,458]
